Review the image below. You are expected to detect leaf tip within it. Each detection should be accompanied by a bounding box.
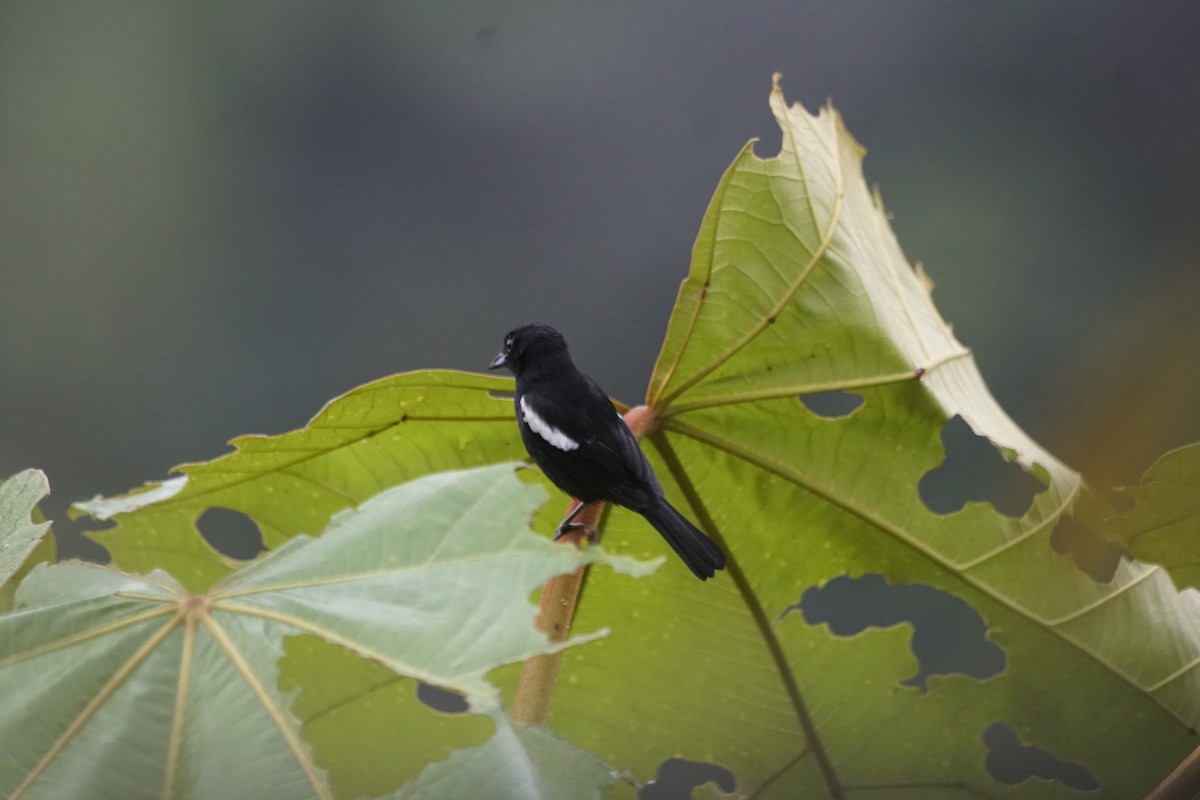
[2,467,51,499]
[71,475,189,521]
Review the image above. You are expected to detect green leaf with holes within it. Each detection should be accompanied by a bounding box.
[72,371,526,592]
[3,465,650,800]
[69,78,1199,797]
[528,78,1198,798]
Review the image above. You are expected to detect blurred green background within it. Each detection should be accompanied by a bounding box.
[2,3,1197,558]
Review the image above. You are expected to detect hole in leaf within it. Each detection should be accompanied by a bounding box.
[56,521,112,563]
[919,415,1045,517]
[800,391,865,419]
[415,682,469,714]
[195,508,265,560]
[983,722,1099,792]
[639,758,736,799]
[1049,515,1126,584]
[784,573,1006,692]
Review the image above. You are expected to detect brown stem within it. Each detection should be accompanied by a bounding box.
[510,405,661,724]
[1145,745,1200,800]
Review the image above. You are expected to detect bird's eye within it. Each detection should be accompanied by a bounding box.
[505,337,513,349]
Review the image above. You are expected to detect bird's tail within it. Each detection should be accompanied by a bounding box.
[642,498,726,580]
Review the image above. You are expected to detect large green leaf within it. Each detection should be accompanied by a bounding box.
[73,371,524,591]
[1102,442,1200,592]
[70,79,1200,797]
[3,465,651,800]
[537,77,1199,798]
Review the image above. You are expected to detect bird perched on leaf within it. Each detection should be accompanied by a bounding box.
[490,323,726,580]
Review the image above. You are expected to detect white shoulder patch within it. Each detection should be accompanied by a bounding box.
[520,395,579,451]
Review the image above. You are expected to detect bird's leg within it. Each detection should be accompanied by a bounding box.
[554,501,598,543]
[554,501,589,538]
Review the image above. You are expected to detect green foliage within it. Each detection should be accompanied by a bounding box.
[536,78,1198,798]
[71,371,526,591]
[2,80,1195,798]
[0,465,648,800]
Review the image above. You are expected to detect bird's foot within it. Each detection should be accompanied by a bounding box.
[554,521,598,544]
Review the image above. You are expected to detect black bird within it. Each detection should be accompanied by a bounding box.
[490,323,726,580]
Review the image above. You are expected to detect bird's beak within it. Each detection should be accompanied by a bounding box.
[489,352,507,370]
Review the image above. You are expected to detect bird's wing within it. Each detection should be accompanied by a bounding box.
[517,391,592,453]
[520,382,661,509]
[592,409,663,503]
[572,375,662,500]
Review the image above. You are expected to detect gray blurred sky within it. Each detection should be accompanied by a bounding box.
[2,3,1197,557]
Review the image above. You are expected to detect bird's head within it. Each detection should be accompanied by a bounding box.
[489,323,570,376]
